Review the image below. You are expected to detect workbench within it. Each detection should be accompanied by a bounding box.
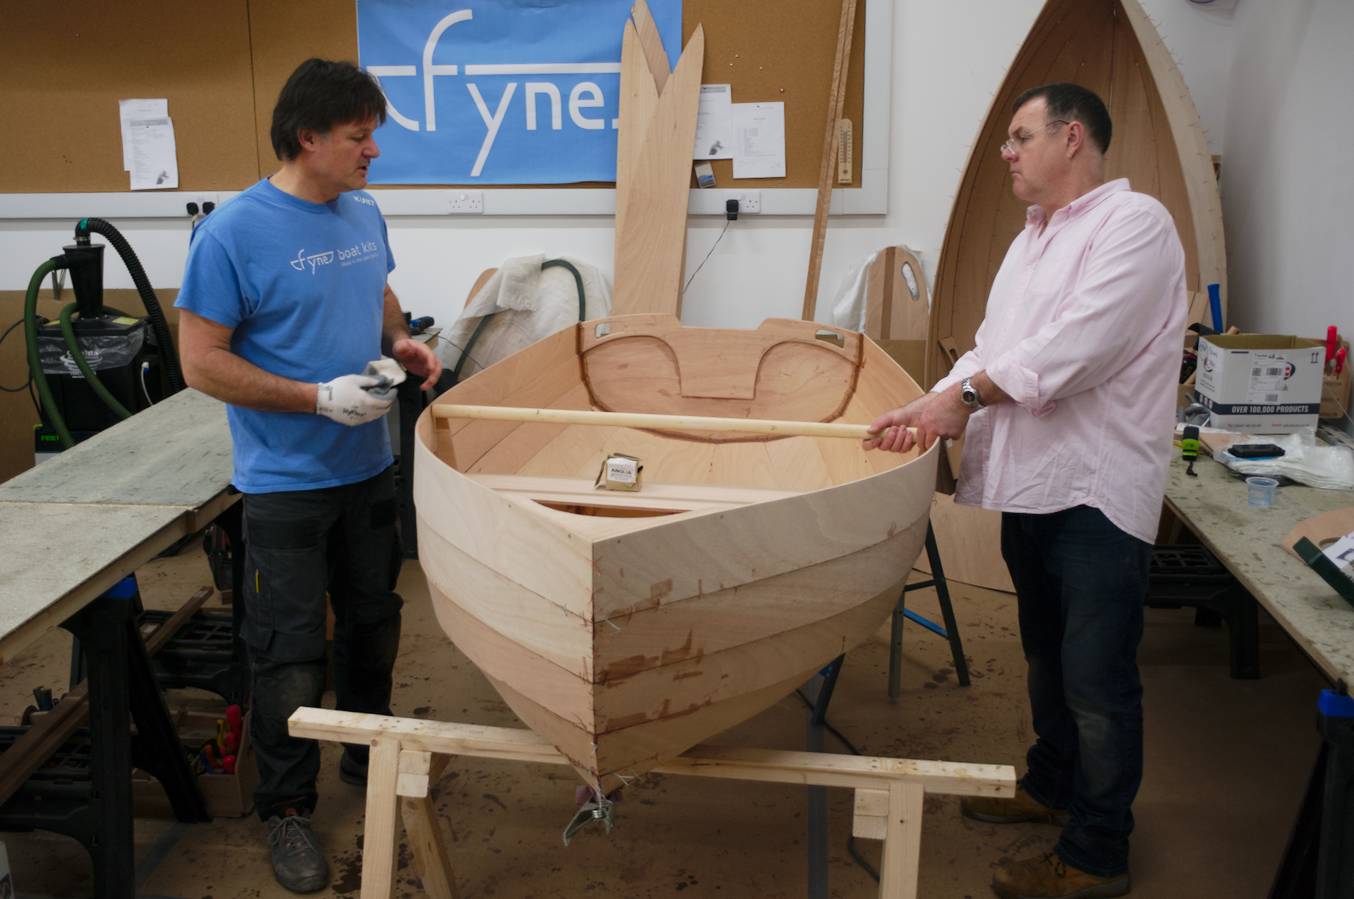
[1162,451,1354,897]
[0,388,236,898]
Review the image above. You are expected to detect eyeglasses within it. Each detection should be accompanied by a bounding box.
[999,120,1068,156]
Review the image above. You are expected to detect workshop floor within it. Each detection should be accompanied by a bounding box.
[0,546,1323,899]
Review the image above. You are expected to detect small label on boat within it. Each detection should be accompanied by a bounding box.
[596,453,643,491]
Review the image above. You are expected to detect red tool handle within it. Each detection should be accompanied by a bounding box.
[1336,346,1347,375]
[1326,326,1339,365]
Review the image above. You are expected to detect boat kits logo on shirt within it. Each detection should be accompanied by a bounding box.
[289,241,381,274]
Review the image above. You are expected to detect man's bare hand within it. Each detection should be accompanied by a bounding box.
[391,337,443,390]
[864,385,974,453]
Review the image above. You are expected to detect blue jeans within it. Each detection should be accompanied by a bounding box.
[1001,505,1149,877]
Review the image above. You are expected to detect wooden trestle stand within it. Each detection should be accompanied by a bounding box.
[289,707,1014,899]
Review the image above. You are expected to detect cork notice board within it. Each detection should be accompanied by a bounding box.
[1,0,866,194]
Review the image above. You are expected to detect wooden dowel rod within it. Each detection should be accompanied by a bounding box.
[433,403,907,440]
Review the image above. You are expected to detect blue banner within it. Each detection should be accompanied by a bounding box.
[356,0,683,185]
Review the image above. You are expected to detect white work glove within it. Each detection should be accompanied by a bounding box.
[315,358,407,426]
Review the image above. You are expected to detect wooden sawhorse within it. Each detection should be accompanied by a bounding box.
[289,707,1014,899]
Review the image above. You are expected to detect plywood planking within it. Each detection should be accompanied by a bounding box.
[595,586,898,732]
[589,446,935,618]
[488,662,821,788]
[417,522,593,680]
[594,526,924,674]
[414,437,595,621]
[430,588,594,732]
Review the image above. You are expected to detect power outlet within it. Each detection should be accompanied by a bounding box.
[734,190,761,214]
[447,191,484,214]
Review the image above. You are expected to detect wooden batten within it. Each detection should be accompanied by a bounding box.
[925,0,1226,387]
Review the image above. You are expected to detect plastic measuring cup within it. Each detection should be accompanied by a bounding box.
[1246,476,1278,508]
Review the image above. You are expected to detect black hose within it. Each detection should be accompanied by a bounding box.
[542,257,587,322]
[25,257,75,448]
[451,258,588,387]
[59,302,132,420]
[75,217,185,393]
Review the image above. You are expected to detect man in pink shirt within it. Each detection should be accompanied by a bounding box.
[869,83,1186,898]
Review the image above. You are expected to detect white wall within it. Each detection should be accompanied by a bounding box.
[0,0,1251,335]
[1221,0,1353,339]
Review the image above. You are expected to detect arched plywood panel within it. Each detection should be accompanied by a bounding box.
[925,0,1225,387]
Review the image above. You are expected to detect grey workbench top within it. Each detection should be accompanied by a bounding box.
[0,388,234,663]
[0,387,232,510]
[1164,454,1354,688]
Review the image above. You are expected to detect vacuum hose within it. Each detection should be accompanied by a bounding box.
[75,217,185,393]
[58,302,132,420]
[24,257,75,448]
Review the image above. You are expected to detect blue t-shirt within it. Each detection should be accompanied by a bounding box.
[176,178,397,494]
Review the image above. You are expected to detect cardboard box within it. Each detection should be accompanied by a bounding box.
[1195,334,1324,433]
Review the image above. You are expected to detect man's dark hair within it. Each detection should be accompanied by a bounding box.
[1013,83,1112,154]
[270,59,388,161]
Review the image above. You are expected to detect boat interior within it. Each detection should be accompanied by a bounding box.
[422,315,925,529]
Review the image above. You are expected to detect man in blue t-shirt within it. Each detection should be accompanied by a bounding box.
[176,58,441,894]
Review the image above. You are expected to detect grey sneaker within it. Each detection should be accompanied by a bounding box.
[266,811,330,893]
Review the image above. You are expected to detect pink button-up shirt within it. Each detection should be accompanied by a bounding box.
[934,178,1187,543]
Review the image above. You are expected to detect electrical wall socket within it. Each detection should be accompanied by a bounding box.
[447,191,484,214]
[733,191,761,214]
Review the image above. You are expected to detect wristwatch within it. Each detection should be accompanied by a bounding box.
[960,376,984,409]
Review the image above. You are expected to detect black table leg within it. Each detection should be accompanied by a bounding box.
[1270,687,1354,899]
[1316,689,1354,897]
[62,584,137,899]
[804,655,844,899]
[61,576,210,897]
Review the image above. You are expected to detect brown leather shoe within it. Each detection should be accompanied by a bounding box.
[992,851,1130,898]
[962,786,1070,825]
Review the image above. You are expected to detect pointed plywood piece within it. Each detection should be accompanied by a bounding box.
[630,0,670,95]
[615,19,660,204]
[612,25,705,319]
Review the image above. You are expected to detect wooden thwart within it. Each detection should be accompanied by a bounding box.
[289,707,1014,899]
[433,403,909,441]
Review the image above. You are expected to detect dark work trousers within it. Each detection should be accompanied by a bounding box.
[241,466,404,820]
[1000,505,1150,878]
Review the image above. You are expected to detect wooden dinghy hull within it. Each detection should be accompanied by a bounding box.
[415,315,938,789]
[925,0,1225,387]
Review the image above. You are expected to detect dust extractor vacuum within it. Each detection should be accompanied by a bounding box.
[22,218,185,458]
